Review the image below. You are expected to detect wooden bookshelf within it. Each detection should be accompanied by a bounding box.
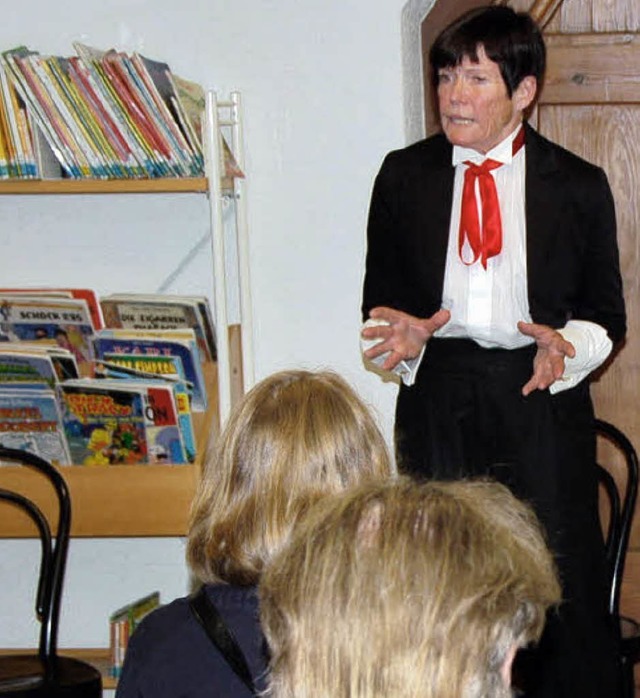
[0,363,219,538]
[0,177,208,195]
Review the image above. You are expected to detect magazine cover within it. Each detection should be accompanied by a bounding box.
[0,343,80,382]
[93,357,196,462]
[0,295,95,367]
[100,293,215,362]
[93,377,188,463]
[0,350,60,389]
[58,380,148,465]
[93,330,207,411]
[0,387,71,465]
[0,287,104,329]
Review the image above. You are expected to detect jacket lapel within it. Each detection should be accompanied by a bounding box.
[524,124,563,304]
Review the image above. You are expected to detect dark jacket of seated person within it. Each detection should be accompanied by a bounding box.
[115,369,393,697]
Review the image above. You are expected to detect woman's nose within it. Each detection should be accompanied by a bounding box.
[449,75,467,102]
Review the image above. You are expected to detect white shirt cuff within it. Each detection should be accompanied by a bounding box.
[550,320,612,394]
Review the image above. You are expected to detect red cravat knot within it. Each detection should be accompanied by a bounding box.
[458,125,525,270]
[459,158,504,269]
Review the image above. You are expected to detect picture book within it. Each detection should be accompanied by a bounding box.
[0,342,79,381]
[58,378,188,465]
[0,295,95,368]
[93,329,207,411]
[58,380,148,465]
[100,293,216,361]
[92,357,196,462]
[109,591,160,678]
[85,378,188,465]
[0,350,60,389]
[0,287,104,330]
[0,387,71,465]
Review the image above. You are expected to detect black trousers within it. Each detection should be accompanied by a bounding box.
[395,338,621,698]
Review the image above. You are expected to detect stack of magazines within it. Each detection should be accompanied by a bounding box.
[0,288,216,466]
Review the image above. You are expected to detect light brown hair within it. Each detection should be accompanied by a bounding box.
[260,477,561,698]
[186,369,393,586]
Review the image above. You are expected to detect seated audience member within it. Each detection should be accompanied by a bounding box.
[260,478,561,698]
[115,369,393,698]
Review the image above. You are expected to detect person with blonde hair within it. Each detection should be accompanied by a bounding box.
[260,477,561,698]
[116,369,393,698]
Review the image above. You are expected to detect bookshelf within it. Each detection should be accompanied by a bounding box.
[0,91,251,688]
[0,91,252,538]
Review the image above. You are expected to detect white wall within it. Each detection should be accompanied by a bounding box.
[0,0,415,689]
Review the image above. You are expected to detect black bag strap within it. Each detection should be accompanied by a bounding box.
[189,586,257,694]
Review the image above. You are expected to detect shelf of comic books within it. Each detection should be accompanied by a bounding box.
[0,360,219,538]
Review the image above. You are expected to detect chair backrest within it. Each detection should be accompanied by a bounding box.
[595,419,639,619]
[0,446,71,660]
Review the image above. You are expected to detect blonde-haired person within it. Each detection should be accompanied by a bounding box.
[115,369,393,698]
[260,477,561,698]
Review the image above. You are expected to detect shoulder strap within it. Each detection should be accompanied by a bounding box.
[189,586,257,694]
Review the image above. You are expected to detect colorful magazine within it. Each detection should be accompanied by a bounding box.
[0,350,60,389]
[93,329,207,411]
[100,293,215,362]
[58,379,187,465]
[0,295,95,368]
[93,356,196,462]
[0,387,71,465]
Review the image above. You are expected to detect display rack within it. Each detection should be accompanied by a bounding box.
[0,91,251,538]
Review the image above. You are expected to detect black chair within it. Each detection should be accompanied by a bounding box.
[0,446,102,697]
[595,418,640,698]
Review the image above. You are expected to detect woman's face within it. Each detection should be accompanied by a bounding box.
[437,45,535,154]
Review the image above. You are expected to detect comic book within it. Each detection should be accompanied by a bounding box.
[99,293,215,361]
[0,387,71,465]
[92,329,207,411]
[0,343,79,382]
[0,287,104,330]
[58,379,148,465]
[58,378,188,465]
[93,354,196,462]
[0,350,60,389]
[0,294,95,369]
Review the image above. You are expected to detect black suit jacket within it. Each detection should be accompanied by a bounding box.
[362,122,626,344]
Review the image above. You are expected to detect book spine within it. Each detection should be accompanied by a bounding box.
[69,57,143,178]
[10,54,81,177]
[109,615,130,679]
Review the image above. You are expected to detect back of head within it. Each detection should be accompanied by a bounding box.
[187,369,393,586]
[429,5,546,97]
[260,477,561,698]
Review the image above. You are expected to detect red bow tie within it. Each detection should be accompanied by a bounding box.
[458,126,525,269]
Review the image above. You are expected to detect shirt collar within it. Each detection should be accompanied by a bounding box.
[452,123,524,166]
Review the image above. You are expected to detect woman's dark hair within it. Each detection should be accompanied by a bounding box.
[429,5,546,98]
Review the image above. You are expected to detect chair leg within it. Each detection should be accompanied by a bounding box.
[621,657,636,698]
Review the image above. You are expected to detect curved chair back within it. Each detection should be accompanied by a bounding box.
[0,447,71,661]
[595,419,639,618]
[595,419,640,698]
[0,446,102,696]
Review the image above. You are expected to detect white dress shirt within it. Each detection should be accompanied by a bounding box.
[362,124,612,393]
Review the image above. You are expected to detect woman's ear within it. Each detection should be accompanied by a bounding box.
[501,642,520,688]
[514,76,537,112]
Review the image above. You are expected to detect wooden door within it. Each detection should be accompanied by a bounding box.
[533,8,640,690]
[421,0,640,691]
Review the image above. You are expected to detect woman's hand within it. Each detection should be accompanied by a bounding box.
[362,307,451,371]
